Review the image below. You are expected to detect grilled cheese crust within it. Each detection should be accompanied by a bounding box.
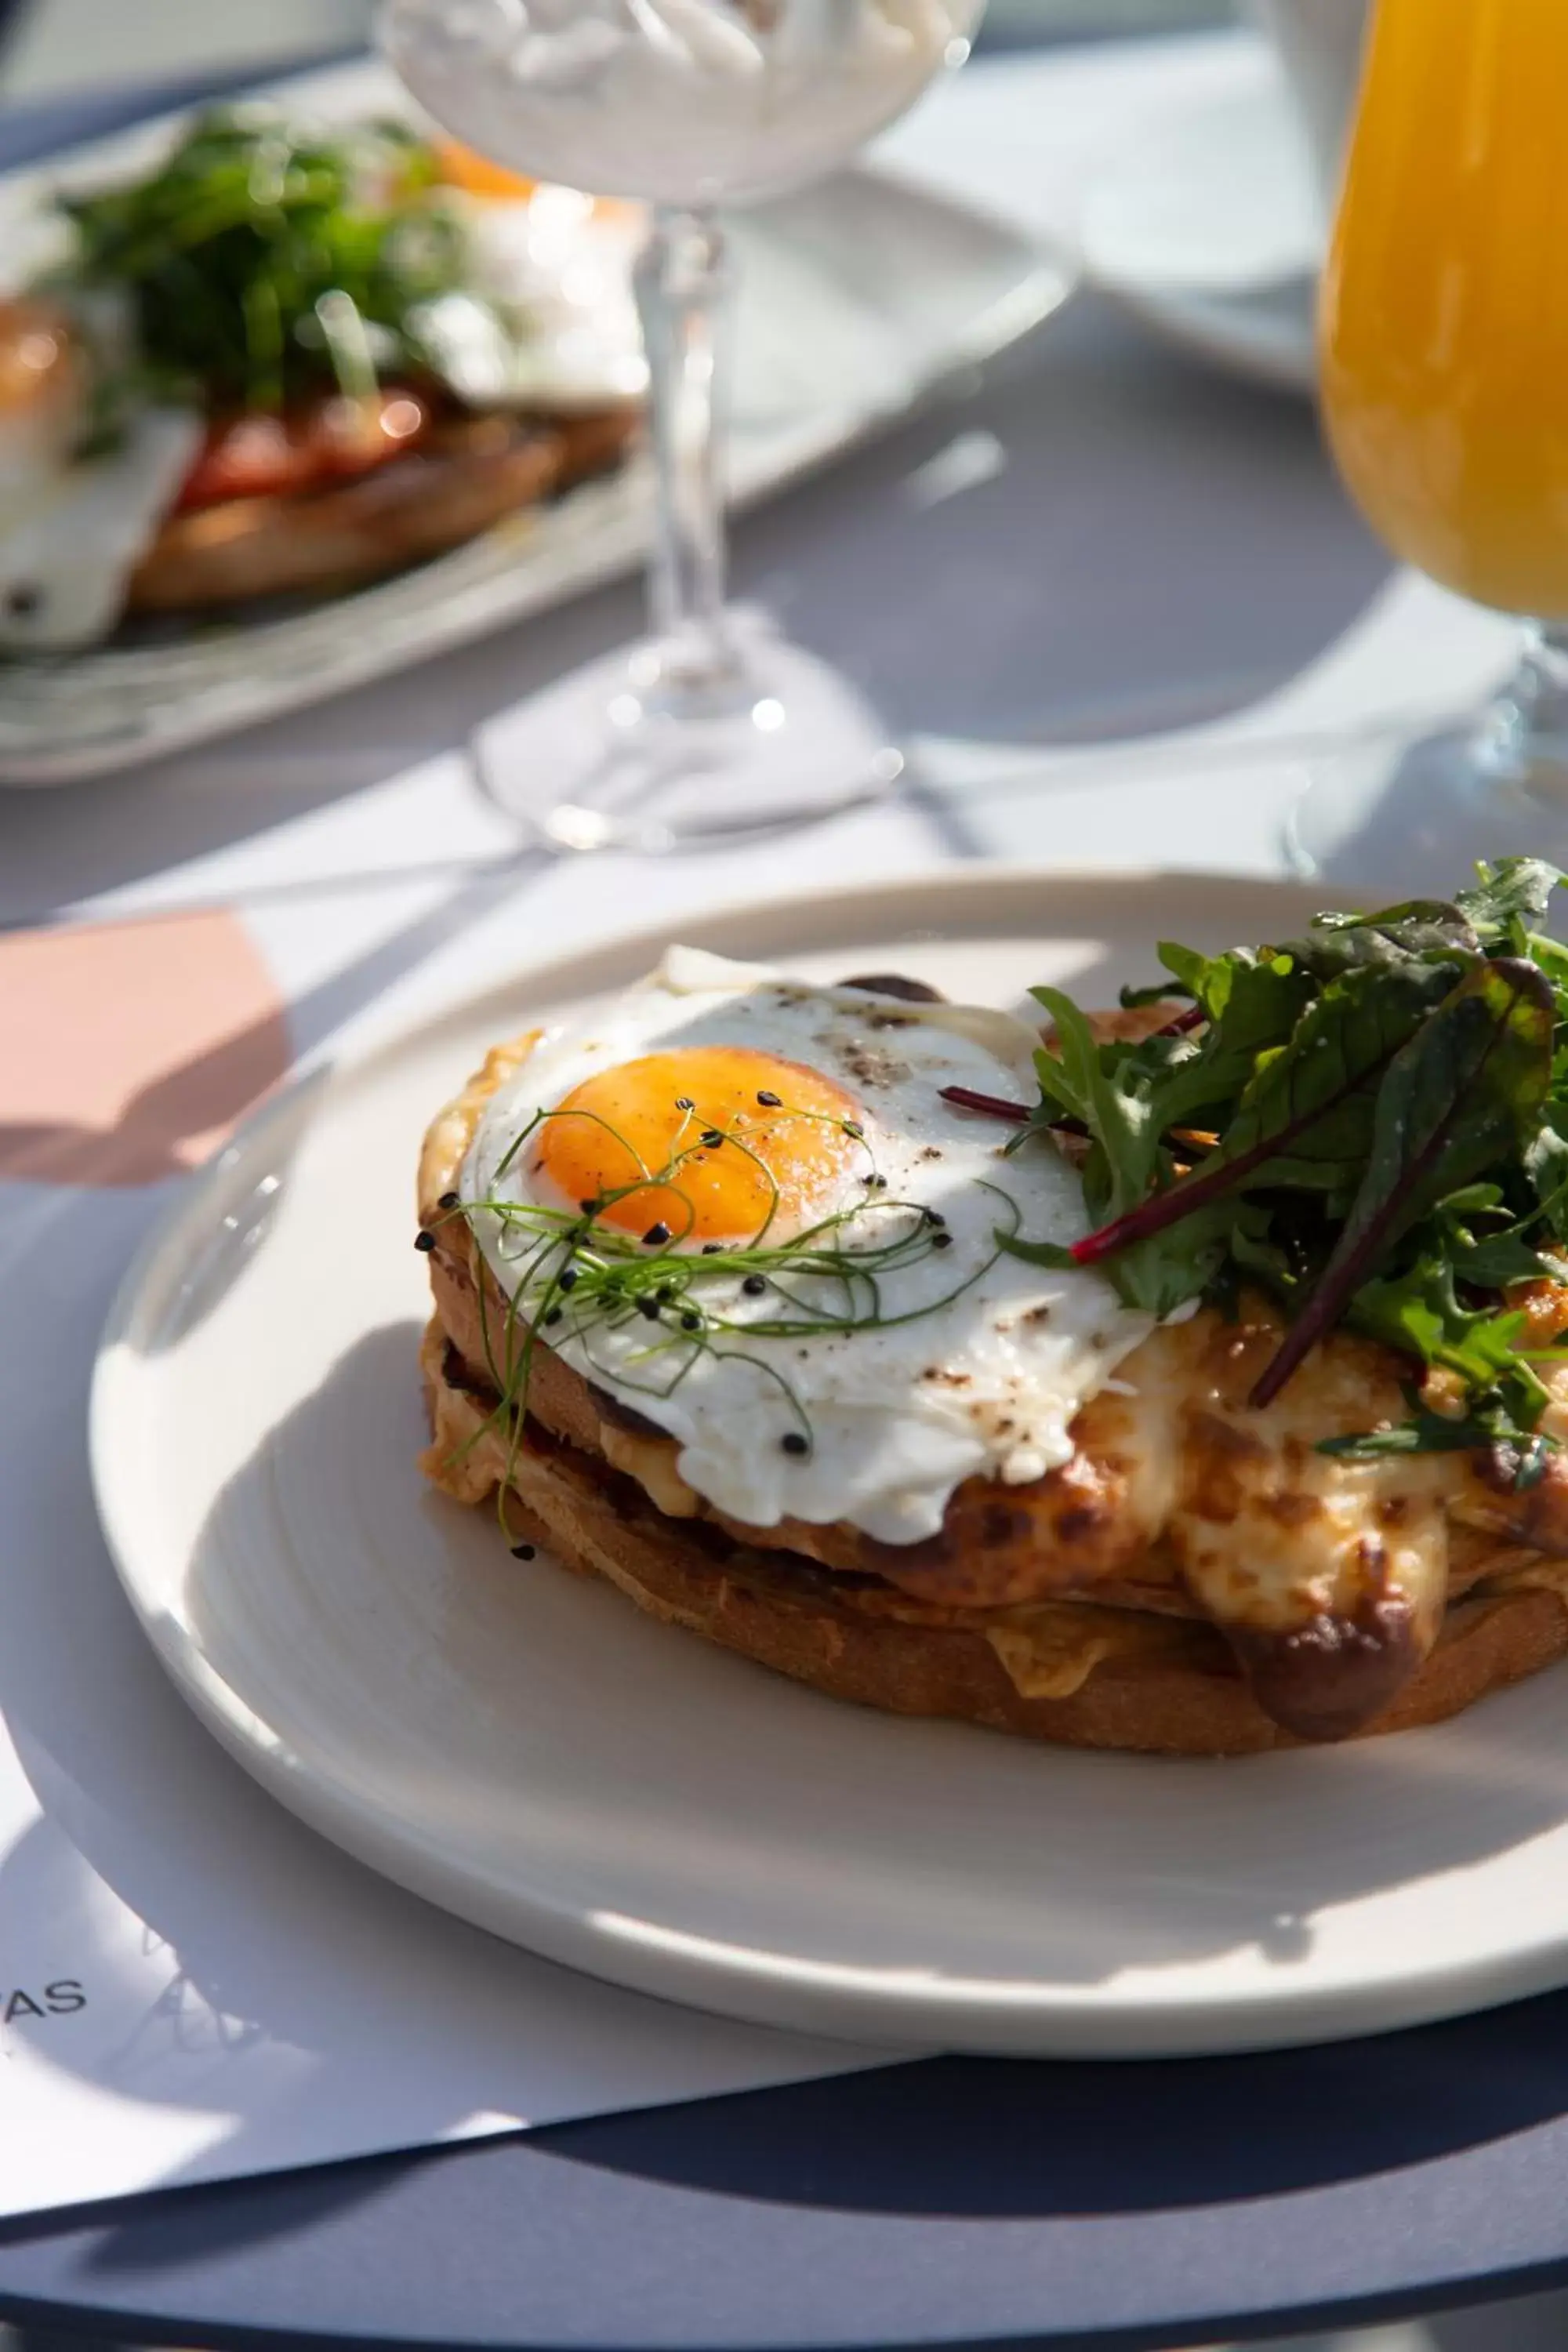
[419,1021,1568,1743]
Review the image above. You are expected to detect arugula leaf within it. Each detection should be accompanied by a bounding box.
[1025,989,1237,1315]
[1318,1352,1559,1485]
[1442,1181,1559,1286]
[1521,929,1568,1036]
[1227,1196,1312,1301]
[1454,856,1566,946]
[1250,957,1556,1405]
[1525,1122,1568,1243]
[1277,901,1479,982]
[1000,1200,1232,1318]
[1156,939,1228,1011]
[1319,1413,1557,1482]
[1029,987,1163,1225]
[1319,1412,1507,1459]
[1346,1254,1533,1390]
[1149,954,1314,1131]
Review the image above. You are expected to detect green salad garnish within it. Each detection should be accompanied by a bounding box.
[997,857,1568,1472]
[49,107,477,410]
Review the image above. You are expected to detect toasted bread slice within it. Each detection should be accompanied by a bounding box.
[419,1319,1568,1755]
[129,407,637,611]
[417,1016,1568,1744]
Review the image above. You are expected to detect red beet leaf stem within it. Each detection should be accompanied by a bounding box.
[1069,1063,1385,1268]
[939,1085,1031,1123]
[1156,1004,1207,1036]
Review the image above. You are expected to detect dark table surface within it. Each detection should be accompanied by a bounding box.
[8,2001,1568,2351]
[7,38,1568,2352]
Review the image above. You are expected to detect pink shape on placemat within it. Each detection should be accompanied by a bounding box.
[0,909,290,1187]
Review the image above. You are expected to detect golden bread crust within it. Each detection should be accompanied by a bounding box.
[419,1320,1568,1754]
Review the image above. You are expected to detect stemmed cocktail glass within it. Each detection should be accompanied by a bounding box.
[383,0,983,851]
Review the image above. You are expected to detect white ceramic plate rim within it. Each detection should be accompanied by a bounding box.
[89,865,1568,2057]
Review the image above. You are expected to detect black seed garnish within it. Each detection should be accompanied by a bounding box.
[702,1241,724,1254]
[681,1312,701,1331]
[931,1230,953,1249]
[544,1307,562,1327]
[580,1197,600,1214]
[414,1229,436,1252]
[510,1542,536,1559]
[924,1208,948,1228]
[861,1173,887,1189]
[701,1130,724,1149]
[780,1431,810,1457]
[675,1095,695,1110]
[637,1296,660,1320]
[742,1275,767,1296]
[558,1267,579,1290]
[5,583,41,619]
[756,1089,782,1107]
[642,1221,671,1247]
[656,1283,677,1304]
[437,1190,460,1210]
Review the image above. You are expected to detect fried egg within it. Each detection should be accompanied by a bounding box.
[0,296,203,652]
[416,173,647,414]
[463,948,1153,1544]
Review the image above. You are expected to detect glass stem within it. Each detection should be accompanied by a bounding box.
[633,205,738,702]
[1480,620,1568,789]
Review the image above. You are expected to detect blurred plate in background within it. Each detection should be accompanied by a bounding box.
[0,57,1069,786]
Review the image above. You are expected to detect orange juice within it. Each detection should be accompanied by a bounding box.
[1321,0,1568,619]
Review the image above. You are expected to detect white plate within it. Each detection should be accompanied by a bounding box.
[1080,69,1319,395]
[90,868,1568,2059]
[0,60,1067,787]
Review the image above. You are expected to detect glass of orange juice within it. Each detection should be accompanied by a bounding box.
[1303,0,1568,877]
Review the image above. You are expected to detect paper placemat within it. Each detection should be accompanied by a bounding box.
[0,895,898,2223]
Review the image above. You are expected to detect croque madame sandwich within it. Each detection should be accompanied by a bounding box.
[0,111,640,646]
[416,859,1568,1755]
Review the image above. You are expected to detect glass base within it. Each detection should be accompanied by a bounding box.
[1286,702,1568,899]
[473,608,903,852]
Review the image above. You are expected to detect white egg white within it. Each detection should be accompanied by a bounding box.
[419,187,647,415]
[0,404,202,653]
[464,949,1153,1545]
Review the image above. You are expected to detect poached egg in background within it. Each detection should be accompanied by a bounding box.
[463,949,1155,1544]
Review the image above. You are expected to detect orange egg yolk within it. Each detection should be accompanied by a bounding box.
[533,1047,865,1244]
[433,138,539,201]
[433,138,639,221]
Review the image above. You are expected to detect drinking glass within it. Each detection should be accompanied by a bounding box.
[382,0,983,851]
[1294,0,1568,886]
